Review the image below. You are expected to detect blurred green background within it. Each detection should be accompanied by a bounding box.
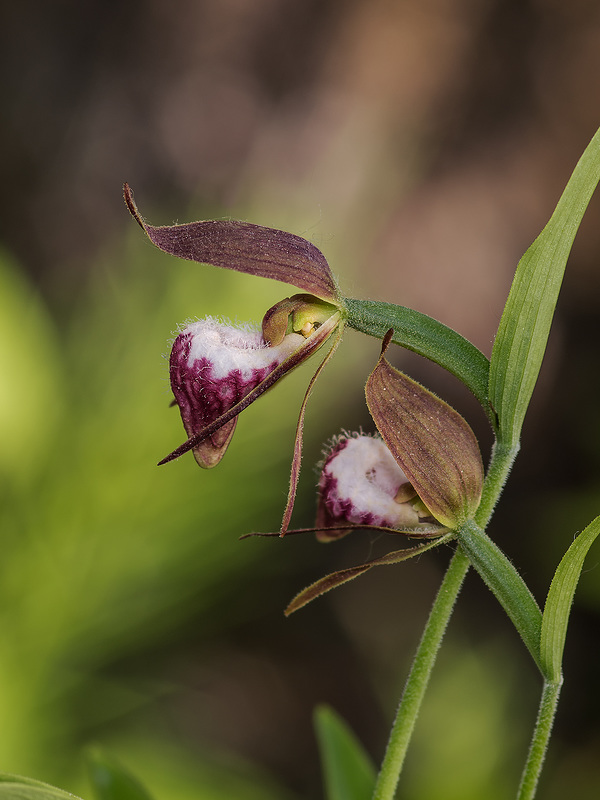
[1,1,600,798]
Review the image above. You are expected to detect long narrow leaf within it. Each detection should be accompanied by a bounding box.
[344,298,492,423]
[457,520,542,670]
[489,127,600,445]
[87,749,155,800]
[0,789,77,800]
[0,774,82,800]
[540,516,600,682]
[314,705,376,800]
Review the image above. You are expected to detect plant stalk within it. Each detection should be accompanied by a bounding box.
[517,678,563,800]
[371,439,520,800]
[371,547,470,800]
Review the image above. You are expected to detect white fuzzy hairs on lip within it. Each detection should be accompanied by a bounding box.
[181,317,304,380]
[319,433,420,529]
[316,428,374,472]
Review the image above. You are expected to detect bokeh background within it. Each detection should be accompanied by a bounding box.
[1,1,600,798]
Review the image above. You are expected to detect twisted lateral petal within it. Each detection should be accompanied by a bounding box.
[124,183,339,302]
[285,534,453,615]
[366,331,484,528]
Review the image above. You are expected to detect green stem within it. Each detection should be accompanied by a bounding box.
[517,678,563,800]
[371,548,470,800]
[371,439,520,800]
[474,441,519,526]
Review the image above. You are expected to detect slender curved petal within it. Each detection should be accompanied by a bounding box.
[124,183,339,302]
[285,534,453,615]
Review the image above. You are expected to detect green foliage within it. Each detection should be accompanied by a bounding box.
[314,706,376,800]
[0,250,64,483]
[0,239,315,795]
[540,516,600,682]
[2,122,600,800]
[455,126,600,682]
[489,127,600,447]
[0,773,82,800]
[344,298,492,423]
[456,521,542,671]
[86,750,154,800]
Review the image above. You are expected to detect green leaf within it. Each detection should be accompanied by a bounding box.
[456,520,542,670]
[540,516,600,682]
[0,773,82,799]
[343,298,493,424]
[314,705,376,800]
[86,749,154,800]
[489,126,600,446]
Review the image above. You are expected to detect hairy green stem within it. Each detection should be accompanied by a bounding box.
[517,678,563,800]
[371,439,520,800]
[371,548,470,800]
[474,441,519,526]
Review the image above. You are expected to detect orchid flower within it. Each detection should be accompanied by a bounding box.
[124,184,345,530]
[282,330,484,613]
[315,432,442,541]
